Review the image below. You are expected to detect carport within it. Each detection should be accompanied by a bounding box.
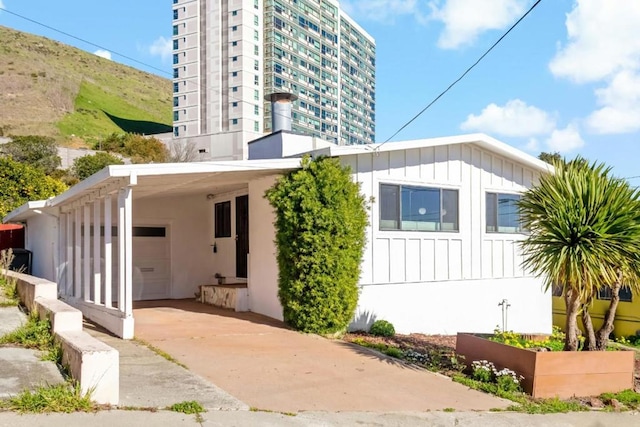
[4,159,300,338]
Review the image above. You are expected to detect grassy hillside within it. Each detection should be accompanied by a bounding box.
[0,26,172,146]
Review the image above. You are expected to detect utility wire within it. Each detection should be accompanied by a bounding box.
[378,0,544,147]
[0,6,344,142]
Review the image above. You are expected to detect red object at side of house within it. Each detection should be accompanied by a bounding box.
[0,224,25,251]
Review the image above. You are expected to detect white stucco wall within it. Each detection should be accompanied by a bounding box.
[247,175,283,321]
[352,278,551,334]
[24,213,58,282]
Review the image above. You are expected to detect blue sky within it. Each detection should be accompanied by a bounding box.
[1,0,639,181]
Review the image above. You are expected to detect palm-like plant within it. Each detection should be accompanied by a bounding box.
[519,158,640,351]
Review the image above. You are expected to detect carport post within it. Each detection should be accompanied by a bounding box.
[104,195,112,309]
[74,207,81,298]
[93,199,101,305]
[83,204,91,301]
[117,187,133,316]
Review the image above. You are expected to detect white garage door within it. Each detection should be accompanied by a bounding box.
[132,226,170,300]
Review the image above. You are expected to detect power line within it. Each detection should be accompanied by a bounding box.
[0,6,342,142]
[378,0,544,147]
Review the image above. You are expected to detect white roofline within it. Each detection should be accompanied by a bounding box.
[3,200,48,223]
[313,133,551,173]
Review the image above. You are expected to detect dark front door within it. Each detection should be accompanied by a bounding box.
[235,195,249,278]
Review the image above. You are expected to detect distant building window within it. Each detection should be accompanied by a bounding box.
[232,102,238,107]
[173,111,179,121]
[254,15,259,26]
[232,41,238,47]
[173,54,179,64]
[254,75,259,85]
[173,97,179,107]
[232,71,238,77]
[231,118,238,125]
[254,60,259,70]
[598,286,633,302]
[254,90,259,100]
[173,68,179,78]
[232,56,238,62]
[254,105,259,115]
[232,86,238,92]
[173,25,179,36]
[173,82,179,93]
[232,25,238,31]
[254,45,259,55]
[486,193,522,233]
[254,30,259,41]
[215,201,231,238]
[173,126,180,137]
[173,39,179,50]
[254,121,259,131]
[231,10,238,16]
[173,0,178,3]
[254,0,259,9]
[173,9,178,19]
[380,184,459,232]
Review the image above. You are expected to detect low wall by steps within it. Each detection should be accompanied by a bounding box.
[4,269,119,405]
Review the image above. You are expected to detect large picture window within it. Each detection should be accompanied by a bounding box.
[215,201,231,238]
[486,193,522,233]
[380,184,458,232]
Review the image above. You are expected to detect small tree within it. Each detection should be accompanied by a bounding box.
[0,157,67,218]
[265,156,368,334]
[538,151,562,165]
[519,158,640,351]
[72,152,124,181]
[96,133,168,163]
[1,135,61,175]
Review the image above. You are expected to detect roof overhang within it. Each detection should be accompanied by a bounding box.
[4,158,301,223]
[311,133,552,174]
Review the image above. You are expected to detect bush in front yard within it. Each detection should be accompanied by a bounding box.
[369,320,395,337]
[265,156,368,334]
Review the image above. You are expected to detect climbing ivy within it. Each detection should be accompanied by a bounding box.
[265,156,368,334]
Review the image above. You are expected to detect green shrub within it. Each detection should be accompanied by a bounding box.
[168,400,205,414]
[369,320,395,337]
[72,152,124,180]
[265,156,368,334]
[2,382,94,413]
[0,135,61,175]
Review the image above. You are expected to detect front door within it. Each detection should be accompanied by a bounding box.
[235,195,249,278]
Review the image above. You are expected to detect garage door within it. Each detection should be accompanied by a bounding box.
[132,226,170,300]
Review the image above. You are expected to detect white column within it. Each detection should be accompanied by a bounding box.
[66,212,73,297]
[83,204,91,301]
[124,187,133,317]
[104,195,112,309]
[93,199,101,305]
[74,207,82,298]
[118,190,126,313]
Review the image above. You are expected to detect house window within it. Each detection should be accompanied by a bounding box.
[215,201,231,238]
[598,286,633,302]
[379,184,459,232]
[486,193,522,233]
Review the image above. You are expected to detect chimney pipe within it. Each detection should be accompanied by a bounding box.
[265,92,298,133]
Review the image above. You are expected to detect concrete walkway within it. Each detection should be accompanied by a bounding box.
[0,306,65,398]
[133,300,509,413]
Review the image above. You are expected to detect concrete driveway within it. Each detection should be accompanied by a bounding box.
[133,300,508,413]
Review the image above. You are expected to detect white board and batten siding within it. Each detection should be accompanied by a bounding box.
[341,143,552,335]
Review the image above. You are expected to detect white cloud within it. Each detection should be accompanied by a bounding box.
[0,1,5,11]
[460,99,556,137]
[341,0,424,24]
[148,36,173,63]
[545,124,584,153]
[549,0,640,84]
[586,70,640,134]
[94,49,112,60]
[430,0,527,49]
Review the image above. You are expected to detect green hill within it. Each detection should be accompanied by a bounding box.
[0,26,172,146]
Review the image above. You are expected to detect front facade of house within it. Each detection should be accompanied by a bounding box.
[4,134,552,338]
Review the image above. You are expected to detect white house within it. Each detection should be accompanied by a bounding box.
[3,133,552,338]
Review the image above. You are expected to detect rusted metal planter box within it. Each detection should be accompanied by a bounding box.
[456,333,635,398]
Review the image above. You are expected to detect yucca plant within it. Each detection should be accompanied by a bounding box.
[519,158,640,351]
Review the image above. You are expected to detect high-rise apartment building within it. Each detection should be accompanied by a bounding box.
[172,0,375,159]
